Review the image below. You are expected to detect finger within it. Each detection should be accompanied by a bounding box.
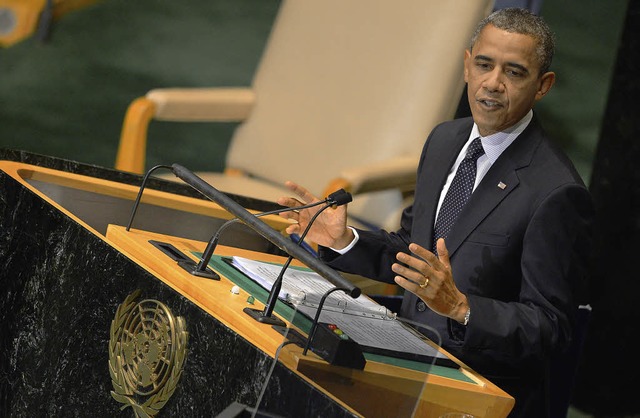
[396,250,433,276]
[394,275,428,295]
[278,210,296,220]
[284,181,317,204]
[276,196,304,208]
[279,211,300,224]
[408,243,438,265]
[285,223,301,235]
[408,242,451,274]
[391,262,427,286]
[435,238,451,270]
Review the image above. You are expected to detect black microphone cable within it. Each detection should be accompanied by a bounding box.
[126,164,173,231]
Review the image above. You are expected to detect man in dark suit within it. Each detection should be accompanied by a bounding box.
[277,8,593,418]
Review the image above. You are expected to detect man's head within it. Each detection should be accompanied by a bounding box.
[464,8,556,136]
[470,8,555,75]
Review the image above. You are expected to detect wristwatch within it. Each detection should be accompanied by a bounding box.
[463,307,471,326]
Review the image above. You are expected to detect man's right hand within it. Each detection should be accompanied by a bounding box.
[277,181,353,250]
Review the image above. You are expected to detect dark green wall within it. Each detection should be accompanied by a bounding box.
[0,0,279,171]
[538,0,628,184]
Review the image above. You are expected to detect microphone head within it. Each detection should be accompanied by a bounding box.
[327,189,353,207]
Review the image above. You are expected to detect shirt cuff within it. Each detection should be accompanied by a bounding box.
[329,227,359,254]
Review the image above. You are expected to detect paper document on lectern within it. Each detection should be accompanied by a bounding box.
[231,256,449,361]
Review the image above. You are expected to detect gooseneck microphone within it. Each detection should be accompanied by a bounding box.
[303,287,347,356]
[185,189,352,279]
[244,190,352,326]
[126,165,360,299]
[170,164,361,298]
[126,164,174,232]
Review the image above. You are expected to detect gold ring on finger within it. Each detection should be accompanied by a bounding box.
[419,277,429,289]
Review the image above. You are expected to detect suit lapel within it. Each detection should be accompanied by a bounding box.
[444,119,544,256]
[419,119,474,249]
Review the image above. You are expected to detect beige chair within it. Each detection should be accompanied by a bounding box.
[115,0,494,232]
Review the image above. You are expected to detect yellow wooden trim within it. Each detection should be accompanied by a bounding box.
[223,167,247,176]
[322,177,353,198]
[115,97,157,173]
[0,0,46,47]
[51,0,99,19]
[0,0,100,47]
[0,160,293,232]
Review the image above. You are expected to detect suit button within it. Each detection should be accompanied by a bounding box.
[416,300,427,312]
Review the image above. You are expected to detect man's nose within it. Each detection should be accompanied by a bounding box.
[483,69,505,92]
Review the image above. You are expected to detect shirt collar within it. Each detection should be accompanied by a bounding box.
[469,110,533,164]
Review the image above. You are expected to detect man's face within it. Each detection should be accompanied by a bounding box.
[464,24,555,136]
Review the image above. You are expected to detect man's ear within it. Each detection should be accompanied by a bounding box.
[535,71,556,100]
[463,49,472,83]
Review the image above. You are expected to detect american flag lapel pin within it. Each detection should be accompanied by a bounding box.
[498,182,507,190]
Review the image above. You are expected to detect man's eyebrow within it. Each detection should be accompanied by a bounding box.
[474,54,494,63]
[474,55,530,74]
[505,62,530,74]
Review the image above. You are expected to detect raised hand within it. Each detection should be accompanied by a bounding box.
[277,181,353,249]
[392,238,469,324]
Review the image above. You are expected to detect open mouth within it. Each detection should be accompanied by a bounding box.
[477,98,503,109]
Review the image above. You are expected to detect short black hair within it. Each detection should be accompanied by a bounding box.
[470,7,555,75]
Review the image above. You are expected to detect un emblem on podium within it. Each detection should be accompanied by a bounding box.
[109,290,188,417]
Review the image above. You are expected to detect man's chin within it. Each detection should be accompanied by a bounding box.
[471,113,504,135]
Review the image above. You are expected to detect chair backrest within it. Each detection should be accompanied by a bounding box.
[226,0,494,196]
